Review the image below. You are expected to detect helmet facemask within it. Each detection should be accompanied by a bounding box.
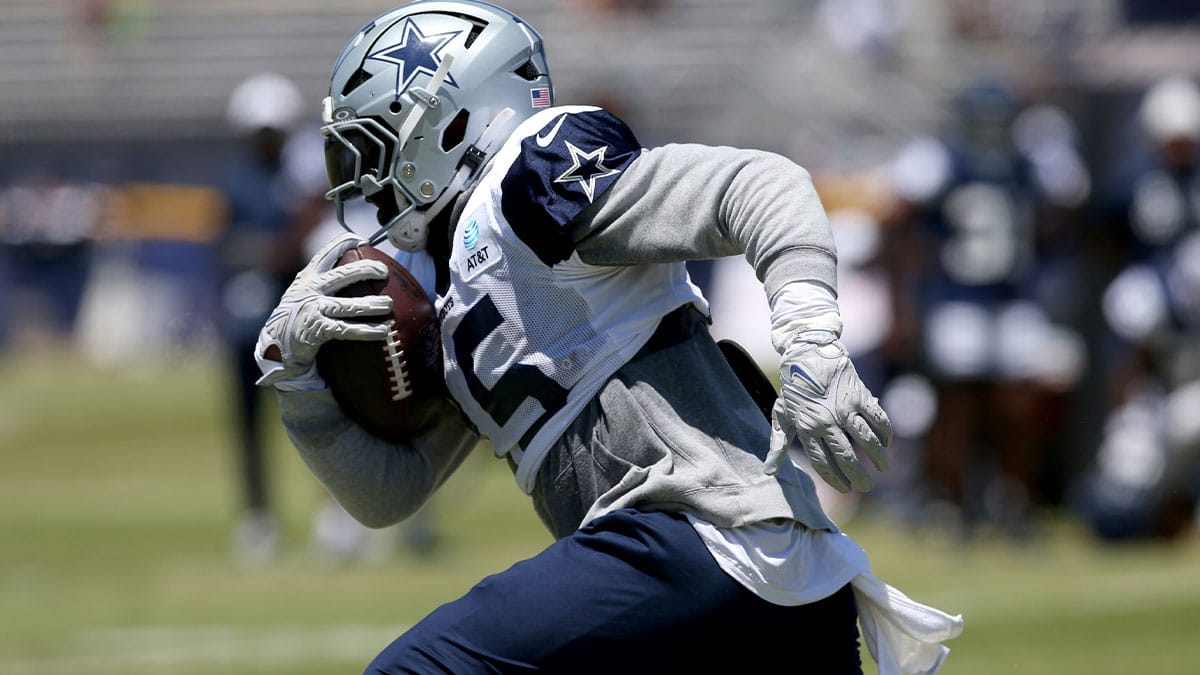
[322,51,453,251]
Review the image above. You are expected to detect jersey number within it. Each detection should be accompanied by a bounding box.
[941,183,1022,285]
[452,295,568,430]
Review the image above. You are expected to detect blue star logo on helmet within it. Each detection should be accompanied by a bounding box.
[463,219,480,251]
[368,18,461,97]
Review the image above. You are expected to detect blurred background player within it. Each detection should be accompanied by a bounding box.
[1076,74,1200,540]
[219,72,331,566]
[879,78,1089,539]
[0,170,108,352]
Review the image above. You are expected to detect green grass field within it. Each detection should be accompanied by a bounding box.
[2,351,1199,674]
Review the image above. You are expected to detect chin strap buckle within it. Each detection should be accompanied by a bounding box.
[458,144,487,177]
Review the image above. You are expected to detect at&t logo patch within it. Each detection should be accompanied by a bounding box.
[463,219,480,250]
[459,213,500,282]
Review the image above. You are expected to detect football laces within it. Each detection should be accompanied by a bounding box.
[381,322,413,401]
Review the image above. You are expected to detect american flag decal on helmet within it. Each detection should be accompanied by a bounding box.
[530,87,551,108]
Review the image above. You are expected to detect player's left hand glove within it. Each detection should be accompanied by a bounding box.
[254,233,393,391]
[766,281,893,493]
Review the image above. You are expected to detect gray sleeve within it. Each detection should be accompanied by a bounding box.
[276,388,479,528]
[573,143,837,301]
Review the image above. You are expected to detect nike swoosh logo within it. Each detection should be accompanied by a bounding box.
[535,114,567,148]
[789,364,826,397]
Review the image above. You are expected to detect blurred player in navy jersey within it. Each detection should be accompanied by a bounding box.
[880,79,1088,539]
[219,72,328,566]
[252,2,962,672]
[1077,75,1200,541]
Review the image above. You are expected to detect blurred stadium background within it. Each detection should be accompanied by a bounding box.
[3,0,1200,673]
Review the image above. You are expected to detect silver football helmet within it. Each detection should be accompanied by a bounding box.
[321,0,552,251]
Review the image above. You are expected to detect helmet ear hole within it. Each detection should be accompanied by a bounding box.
[513,60,541,81]
[441,109,470,151]
[389,101,403,115]
[462,18,487,48]
[342,67,372,96]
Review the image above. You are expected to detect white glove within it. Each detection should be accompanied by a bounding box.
[255,233,394,391]
[767,281,893,493]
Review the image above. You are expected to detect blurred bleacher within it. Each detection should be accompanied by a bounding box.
[0,0,1158,167]
[0,0,386,142]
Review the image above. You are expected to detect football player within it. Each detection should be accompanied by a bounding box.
[1078,75,1200,540]
[254,1,962,672]
[220,72,311,567]
[879,81,1089,539]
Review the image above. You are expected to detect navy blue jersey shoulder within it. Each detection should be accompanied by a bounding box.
[500,109,642,266]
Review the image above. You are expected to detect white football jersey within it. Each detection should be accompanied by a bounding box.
[437,106,707,492]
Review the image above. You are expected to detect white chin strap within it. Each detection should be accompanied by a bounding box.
[385,106,518,252]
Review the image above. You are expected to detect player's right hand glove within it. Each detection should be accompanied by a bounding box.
[254,233,393,391]
[765,280,893,493]
[769,332,893,492]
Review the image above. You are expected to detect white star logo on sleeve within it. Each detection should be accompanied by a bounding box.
[553,142,622,202]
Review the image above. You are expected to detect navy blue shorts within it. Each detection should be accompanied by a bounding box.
[366,509,861,674]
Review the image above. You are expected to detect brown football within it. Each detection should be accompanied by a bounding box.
[315,245,444,442]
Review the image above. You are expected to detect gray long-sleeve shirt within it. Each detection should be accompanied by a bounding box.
[277,140,838,537]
